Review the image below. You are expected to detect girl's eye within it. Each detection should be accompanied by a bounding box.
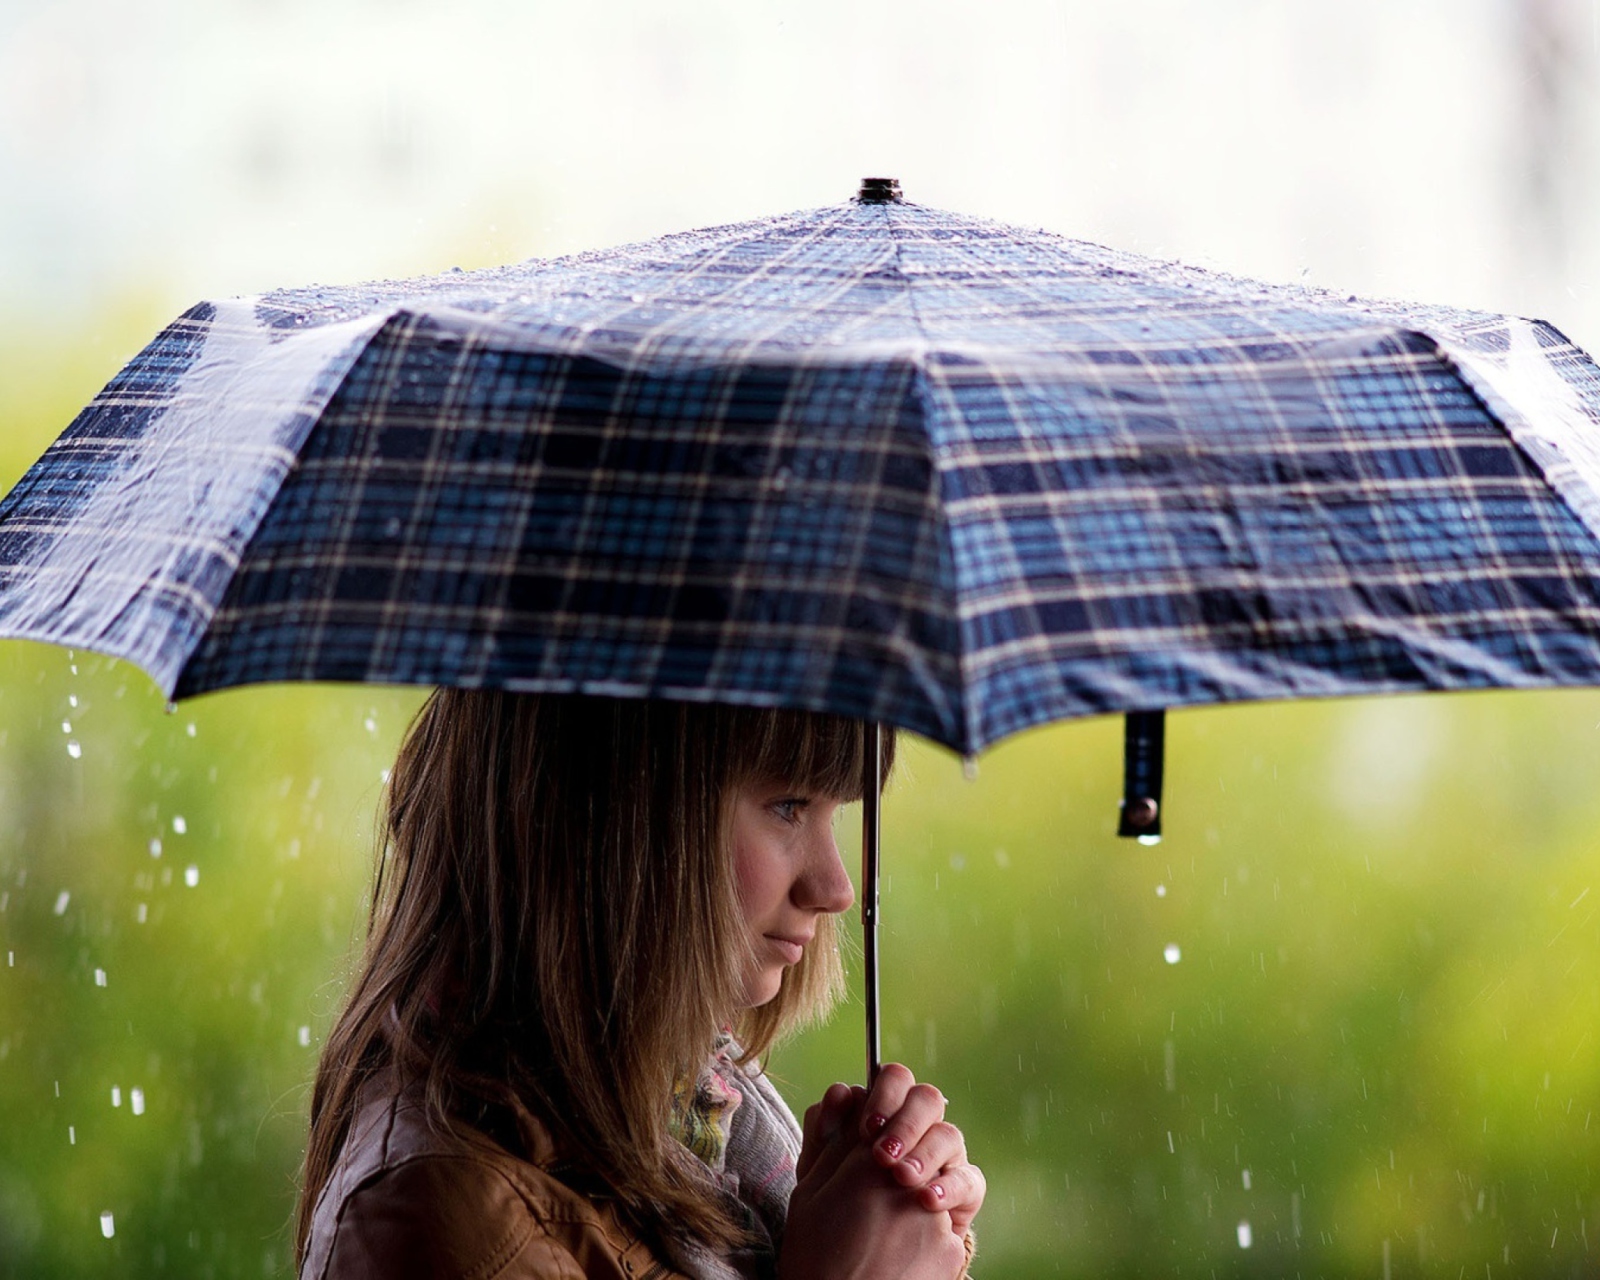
[770,798,806,824]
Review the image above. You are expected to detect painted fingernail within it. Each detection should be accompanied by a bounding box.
[866,1113,888,1134]
[879,1136,904,1160]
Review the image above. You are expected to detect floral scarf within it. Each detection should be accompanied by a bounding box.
[664,1036,802,1280]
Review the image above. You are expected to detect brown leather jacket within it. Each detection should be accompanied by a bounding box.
[301,1088,689,1280]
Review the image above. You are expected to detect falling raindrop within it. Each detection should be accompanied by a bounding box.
[135,903,147,924]
[68,695,78,708]
[131,1088,145,1116]
[1163,944,1182,965]
[94,968,106,987]
[298,1025,312,1047]
[1137,833,1161,847]
[184,866,200,888]
[1237,1221,1252,1249]
[364,716,377,734]
[1242,1168,1252,1190]
[111,1086,121,1107]
[68,1126,75,1144]
[148,838,162,858]
[961,756,979,780]
[185,722,197,738]
[61,720,72,734]
[66,741,82,760]
[1155,883,1167,897]
[53,891,70,916]
[100,1211,114,1238]
[171,815,187,835]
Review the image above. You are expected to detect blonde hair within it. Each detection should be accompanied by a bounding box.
[295,690,894,1264]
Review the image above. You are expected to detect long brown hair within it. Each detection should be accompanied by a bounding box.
[295,691,895,1264]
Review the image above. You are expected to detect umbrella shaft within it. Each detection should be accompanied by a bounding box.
[862,723,882,1086]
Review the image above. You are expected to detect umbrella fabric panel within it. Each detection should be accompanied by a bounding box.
[938,328,1600,746]
[0,300,385,690]
[177,313,967,743]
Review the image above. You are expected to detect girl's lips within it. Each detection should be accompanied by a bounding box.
[766,935,807,965]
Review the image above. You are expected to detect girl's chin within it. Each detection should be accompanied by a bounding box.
[738,967,785,1009]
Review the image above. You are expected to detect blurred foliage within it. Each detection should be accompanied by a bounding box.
[4,319,1600,1279]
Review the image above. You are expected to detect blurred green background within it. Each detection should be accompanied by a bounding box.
[4,1,1600,1276]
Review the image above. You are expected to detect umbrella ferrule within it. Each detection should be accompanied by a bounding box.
[856,177,903,204]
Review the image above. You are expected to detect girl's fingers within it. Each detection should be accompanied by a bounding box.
[858,1061,916,1141]
[884,1120,965,1188]
[870,1082,946,1168]
[919,1160,987,1236]
[797,1082,856,1180]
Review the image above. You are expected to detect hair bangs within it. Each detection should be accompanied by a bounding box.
[729,707,897,800]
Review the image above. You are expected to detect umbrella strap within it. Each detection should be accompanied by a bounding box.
[862,722,883,1086]
[1118,710,1166,841]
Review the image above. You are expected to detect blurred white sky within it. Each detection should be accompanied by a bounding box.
[0,0,1597,347]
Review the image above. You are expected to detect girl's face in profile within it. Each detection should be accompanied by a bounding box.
[729,781,855,1008]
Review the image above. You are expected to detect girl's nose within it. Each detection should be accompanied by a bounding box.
[799,829,855,914]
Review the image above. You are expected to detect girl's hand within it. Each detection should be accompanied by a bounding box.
[856,1063,986,1237]
[782,1067,982,1280]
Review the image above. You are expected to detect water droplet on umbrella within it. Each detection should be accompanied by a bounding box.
[149,838,162,858]
[131,1088,145,1116]
[53,892,70,916]
[1164,944,1182,965]
[184,866,199,888]
[364,717,377,734]
[111,1086,121,1107]
[1137,833,1161,846]
[962,756,979,780]
[66,741,82,759]
[298,1026,311,1047]
[1236,1221,1252,1249]
[100,1211,114,1238]
[61,720,72,734]
[171,816,187,835]
[68,695,78,708]
[94,968,106,987]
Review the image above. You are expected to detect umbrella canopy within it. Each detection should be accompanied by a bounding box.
[4,182,1600,756]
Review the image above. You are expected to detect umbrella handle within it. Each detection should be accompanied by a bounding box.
[862,722,883,1086]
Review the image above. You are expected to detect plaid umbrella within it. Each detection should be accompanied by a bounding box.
[6,180,1600,1069]
[5,182,1600,755]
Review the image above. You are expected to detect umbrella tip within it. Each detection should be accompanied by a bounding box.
[856,177,903,204]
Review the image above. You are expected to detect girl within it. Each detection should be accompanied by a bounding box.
[296,691,983,1279]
